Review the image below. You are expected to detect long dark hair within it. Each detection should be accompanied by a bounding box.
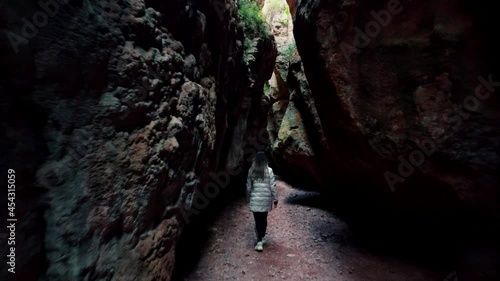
[250,151,268,180]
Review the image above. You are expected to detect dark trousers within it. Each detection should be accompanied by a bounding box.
[253,212,268,241]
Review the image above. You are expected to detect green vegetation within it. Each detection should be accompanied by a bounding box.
[283,42,297,61]
[284,5,290,16]
[263,82,271,95]
[238,0,269,38]
[238,0,271,65]
[243,38,258,64]
[279,16,288,26]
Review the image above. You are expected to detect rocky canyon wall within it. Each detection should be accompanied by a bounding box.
[0,0,275,280]
[262,0,327,189]
[287,0,500,216]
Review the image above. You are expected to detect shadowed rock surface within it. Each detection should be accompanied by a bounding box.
[0,0,275,280]
[0,0,499,280]
[287,0,500,218]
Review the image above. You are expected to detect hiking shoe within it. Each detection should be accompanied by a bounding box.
[255,241,264,252]
[261,236,266,245]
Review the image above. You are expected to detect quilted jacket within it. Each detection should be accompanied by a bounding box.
[246,166,278,212]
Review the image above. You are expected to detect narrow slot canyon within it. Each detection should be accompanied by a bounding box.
[1,0,499,281]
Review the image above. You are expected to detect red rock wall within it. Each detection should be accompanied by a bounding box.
[293,0,500,216]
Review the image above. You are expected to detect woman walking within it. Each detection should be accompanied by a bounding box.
[246,151,278,252]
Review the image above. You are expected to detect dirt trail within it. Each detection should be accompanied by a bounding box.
[181,180,452,281]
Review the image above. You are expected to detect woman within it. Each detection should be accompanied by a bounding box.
[246,151,278,252]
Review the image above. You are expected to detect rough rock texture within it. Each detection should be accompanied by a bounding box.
[293,0,500,216]
[263,0,326,187]
[272,53,329,187]
[0,0,275,280]
[264,0,292,145]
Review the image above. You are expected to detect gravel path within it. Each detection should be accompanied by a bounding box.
[181,180,452,281]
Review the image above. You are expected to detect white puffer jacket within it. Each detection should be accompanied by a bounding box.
[246,166,278,212]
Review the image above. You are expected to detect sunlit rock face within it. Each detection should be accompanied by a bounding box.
[286,0,500,215]
[0,0,275,280]
[263,0,327,188]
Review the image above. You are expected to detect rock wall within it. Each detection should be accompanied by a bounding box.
[270,52,329,188]
[0,0,275,280]
[290,0,500,216]
[263,0,326,188]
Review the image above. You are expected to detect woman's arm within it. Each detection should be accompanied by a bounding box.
[269,167,278,203]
